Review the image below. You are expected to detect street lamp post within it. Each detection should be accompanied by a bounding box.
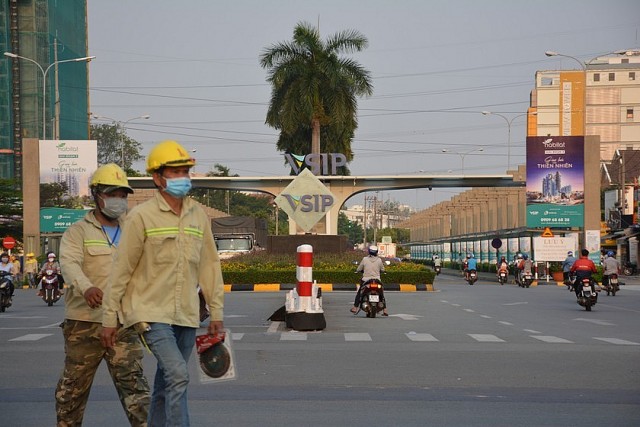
[92,114,150,167]
[4,52,95,139]
[481,111,535,171]
[441,147,484,175]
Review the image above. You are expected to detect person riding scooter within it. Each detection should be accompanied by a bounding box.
[0,252,16,301]
[351,245,388,316]
[570,249,598,297]
[602,250,620,291]
[37,252,64,297]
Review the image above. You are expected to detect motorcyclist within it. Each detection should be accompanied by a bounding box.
[512,254,523,283]
[37,252,63,296]
[433,255,442,268]
[0,252,16,299]
[462,254,471,279]
[351,245,388,316]
[570,249,598,297]
[466,254,477,280]
[497,256,509,280]
[602,250,620,290]
[562,251,577,290]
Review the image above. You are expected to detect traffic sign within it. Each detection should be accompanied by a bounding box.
[2,236,16,250]
[541,227,554,238]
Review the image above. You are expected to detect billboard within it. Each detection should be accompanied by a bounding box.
[526,136,584,228]
[39,140,98,198]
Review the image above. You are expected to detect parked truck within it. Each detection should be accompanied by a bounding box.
[211,216,268,259]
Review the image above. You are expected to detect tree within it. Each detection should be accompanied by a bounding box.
[260,22,373,167]
[90,124,144,174]
[338,211,363,244]
[0,179,23,239]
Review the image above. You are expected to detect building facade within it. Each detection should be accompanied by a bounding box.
[0,0,89,180]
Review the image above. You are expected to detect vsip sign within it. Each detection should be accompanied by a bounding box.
[274,169,335,232]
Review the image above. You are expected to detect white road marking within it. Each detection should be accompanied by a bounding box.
[345,333,372,342]
[503,302,528,306]
[499,321,514,326]
[463,309,475,313]
[451,304,461,307]
[593,337,640,345]
[523,329,542,334]
[231,333,244,341]
[480,315,492,319]
[266,322,281,334]
[405,333,439,342]
[9,334,53,342]
[388,313,423,320]
[40,322,62,329]
[280,332,307,341]
[530,335,573,343]
[468,334,505,342]
[574,318,615,326]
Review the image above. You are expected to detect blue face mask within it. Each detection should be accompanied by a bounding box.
[164,177,192,198]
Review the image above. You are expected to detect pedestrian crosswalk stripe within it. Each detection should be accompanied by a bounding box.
[593,337,640,345]
[468,334,505,342]
[463,309,475,313]
[530,335,573,343]
[231,333,244,341]
[499,321,513,326]
[280,332,307,341]
[9,334,52,341]
[345,333,372,342]
[406,333,439,342]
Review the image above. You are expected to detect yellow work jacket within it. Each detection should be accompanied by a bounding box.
[103,191,224,329]
[60,210,124,323]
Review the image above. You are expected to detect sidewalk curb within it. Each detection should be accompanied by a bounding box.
[223,283,436,292]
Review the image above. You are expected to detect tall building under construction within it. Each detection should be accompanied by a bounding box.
[0,0,89,181]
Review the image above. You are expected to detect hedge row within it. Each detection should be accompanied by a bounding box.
[221,269,434,285]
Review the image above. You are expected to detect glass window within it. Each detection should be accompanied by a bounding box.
[630,72,636,81]
[609,73,615,81]
[627,109,634,120]
[593,73,600,82]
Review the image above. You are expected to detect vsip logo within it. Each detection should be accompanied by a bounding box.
[284,152,347,176]
[274,169,336,232]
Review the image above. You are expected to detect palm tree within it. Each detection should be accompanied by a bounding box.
[260,22,373,169]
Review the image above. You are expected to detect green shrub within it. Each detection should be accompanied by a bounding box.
[220,250,433,284]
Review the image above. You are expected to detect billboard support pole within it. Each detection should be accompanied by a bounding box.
[22,138,40,256]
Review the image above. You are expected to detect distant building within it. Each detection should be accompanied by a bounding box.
[0,0,90,181]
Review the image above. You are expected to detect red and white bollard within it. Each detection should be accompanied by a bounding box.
[285,244,326,331]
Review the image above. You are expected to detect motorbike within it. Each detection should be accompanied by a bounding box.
[497,269,508,285]
[466,269,477,285]
[622,262,637,276]
[0,271,13,312]
[357,279,386,318]
[576,277,598,311]
[603,273,620,296]
[40,269,61,306]
[519,271,533,288]
[434,265,441,275]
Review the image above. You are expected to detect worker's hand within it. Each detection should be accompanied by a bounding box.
[83,287,103,309]
[208,320,224,337]
[101,326,118,348]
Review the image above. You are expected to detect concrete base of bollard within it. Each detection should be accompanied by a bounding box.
[285,312,326,331]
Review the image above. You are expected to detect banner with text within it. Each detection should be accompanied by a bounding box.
[39,140,98,198]
[526,136,584,228]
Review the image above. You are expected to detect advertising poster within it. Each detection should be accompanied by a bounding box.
[519,236,531,258]
[39,140,98,198]
[481,240,489,263]
[508,238,519,259]
[526,136,584,228]
[443,242,451,262]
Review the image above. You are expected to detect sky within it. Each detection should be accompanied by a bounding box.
[86,0,640,210]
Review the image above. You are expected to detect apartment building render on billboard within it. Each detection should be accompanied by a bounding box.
[531,50,640,162]
[0,0,90,181]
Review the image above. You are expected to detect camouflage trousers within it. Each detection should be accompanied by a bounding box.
[55,320,150,427]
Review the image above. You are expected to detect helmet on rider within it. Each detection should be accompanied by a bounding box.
[607,251,614,257]
[146,140,195,173]
[469,254,474,258]
[517,253,523,259]
[90,163,133,195]
[368,245,378,256]
[466,254,471,259]
[567,251,573,256]
[47,252,56,262]
[523,254,529,260]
